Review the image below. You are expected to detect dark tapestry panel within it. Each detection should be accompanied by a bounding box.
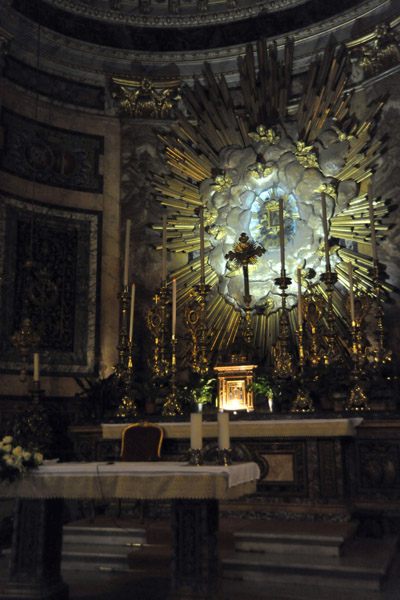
[0,193,102,376]
[13,218,78,352]
[0,109,104,193]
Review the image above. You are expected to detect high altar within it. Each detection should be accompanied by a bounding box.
[0,5,400,597]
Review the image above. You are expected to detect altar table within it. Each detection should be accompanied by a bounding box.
[0,461,259,600]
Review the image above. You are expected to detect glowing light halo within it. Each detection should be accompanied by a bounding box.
[152,40,391,357]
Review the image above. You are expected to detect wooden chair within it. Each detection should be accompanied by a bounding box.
[119,422,164,520]
[120,422,163,462]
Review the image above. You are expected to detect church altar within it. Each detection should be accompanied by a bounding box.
[102,418,364,440]
[0,461,259,600]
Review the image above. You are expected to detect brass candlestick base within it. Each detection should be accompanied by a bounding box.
[291,387,315,413]
[218,448,232,466]
[188,449,202,466]
[114,286,132,380]
[346,382,370,411]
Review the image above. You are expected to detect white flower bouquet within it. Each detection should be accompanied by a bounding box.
[0,436,43,483]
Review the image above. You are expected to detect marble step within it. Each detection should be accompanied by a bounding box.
[222,535,398,591]
[233,520,358,557]
[62,525,146,572]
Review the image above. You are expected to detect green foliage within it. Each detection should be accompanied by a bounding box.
[180,376,217,404]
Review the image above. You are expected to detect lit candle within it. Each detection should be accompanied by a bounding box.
[368,183,378,266]
[33,352,40,382]
[190,413,203,450]
[321,192,331,271]
[297,266,302,327]
[129,283,135,342]
[218,411,230,450]
[279,197,285,273]
[123,219,131,287]
[348,262,355,324]
[200,206,205,281]
[162,212,167,283]
[172,278,176,338]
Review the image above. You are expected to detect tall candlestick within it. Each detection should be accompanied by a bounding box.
[162,212,167,283]
[348,262,355,324]
[321,192,331,271]
[279,198,285,273]
[33,352,40,382]
[123,219,131,287]
[297,266,303,327]
[190,412,203,450]
[218,411,230,449]
[172,278,176,338]
[200,206,205,281]
[368,183,378,266]
[129,283,135,342]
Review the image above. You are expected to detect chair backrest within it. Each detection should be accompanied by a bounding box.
[120,422,164,462]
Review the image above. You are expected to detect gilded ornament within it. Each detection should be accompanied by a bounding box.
[295,141,319,169]
[249,126,281,145]
[112,76,181,119]
[212,174,233,192]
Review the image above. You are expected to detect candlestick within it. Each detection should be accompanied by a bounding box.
[218,411,230,449]
[33,352,40,382]
[348,262,355,324]
[297,266,302,327]
[190,412,203,450]
[200,206,205,281]
[321,192,331,271]
[129,283,135,342]
[162,212,167,283]
[123,219,131,287]
[368,183,378,266]
[279,198,285,272]
[172,278,177,338]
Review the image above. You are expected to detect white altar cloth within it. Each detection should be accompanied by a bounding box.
[0,461,260,501]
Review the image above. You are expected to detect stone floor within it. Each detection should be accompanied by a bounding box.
[1,514,400,600]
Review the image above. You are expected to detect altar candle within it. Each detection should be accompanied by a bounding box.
[33,352,40,382]
[200,206,205,281]
[162,212,167,283]
[321,192,331,271]
[218,411,230,450]
[368,183,378,266]
[123,219,131,287]
[129,283,135,342]
[172,278,177,338]
[279,197,285,273]
[297,266,303,327]
[348,262,355,324]
[190,412,203,450]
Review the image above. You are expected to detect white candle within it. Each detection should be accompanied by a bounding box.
[348,262,355,324]
[33,353,40,382]
[268,398,273,413]
[218,411,230,450]
[200,206,205,281]
[321,192,331,271]
[162,212,167,283]
[129,283,135,342]
[368,183,378,266]
[279,198,285,273]
[190,413,203,450]
[172,278,177,338]
[123,219,131,287]
[297,266,302,327]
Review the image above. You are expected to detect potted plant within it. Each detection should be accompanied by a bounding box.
[247,376,275,411]
[181,377,217,412]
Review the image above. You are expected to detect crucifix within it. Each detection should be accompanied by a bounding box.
[225,232,265,344]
